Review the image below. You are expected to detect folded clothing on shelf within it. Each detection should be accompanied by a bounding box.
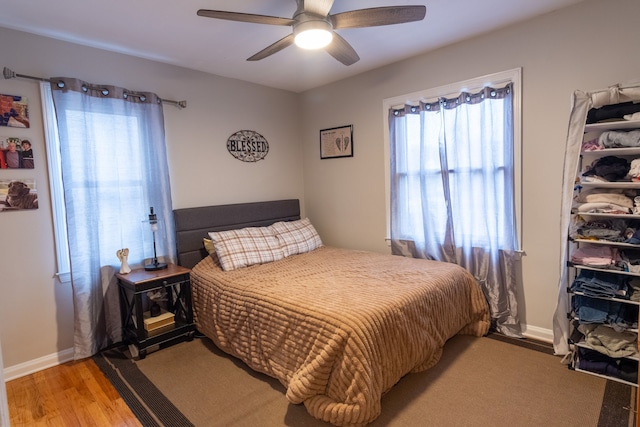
[577,347,638,384]
[572,295,638,330]
[587,101,640,124]
[578,323,638,358]
[598,130,640,149]
[570,269,628,299]
[582,155,630,182]
[570,246,620,270]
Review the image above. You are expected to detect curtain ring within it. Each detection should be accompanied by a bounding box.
[139,95,146,102]
[57,81,65,88]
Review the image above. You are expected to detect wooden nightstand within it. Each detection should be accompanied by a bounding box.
[116,263,195,359]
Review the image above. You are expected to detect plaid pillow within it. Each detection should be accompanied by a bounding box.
[270,218,322,257]
[208,227,284,271]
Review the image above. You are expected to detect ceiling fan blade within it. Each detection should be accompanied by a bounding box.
[325,33,360,66]
[247,33,295,61]
[296,0,335,17]
[331,6,426,29]
[197,9,294,26]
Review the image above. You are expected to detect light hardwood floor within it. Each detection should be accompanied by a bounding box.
[6,358,141,426]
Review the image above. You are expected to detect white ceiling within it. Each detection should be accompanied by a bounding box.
[0,0,585,93]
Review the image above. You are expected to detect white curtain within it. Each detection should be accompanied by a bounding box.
[389,84,522,337]
[553,84,640,355]
[50,78,175,359]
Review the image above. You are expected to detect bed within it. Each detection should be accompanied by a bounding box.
[173,199,490,426]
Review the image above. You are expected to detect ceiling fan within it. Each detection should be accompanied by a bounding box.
[197,0,426,66]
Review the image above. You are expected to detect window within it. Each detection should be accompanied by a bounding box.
[384,69,523,336]
[383,69,522,250]
[40,81,172,283]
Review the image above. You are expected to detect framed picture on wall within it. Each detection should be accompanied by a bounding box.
[0,136,35,169]
[320,125,353,159]
[0,94,29,128]
[0,178,38,211]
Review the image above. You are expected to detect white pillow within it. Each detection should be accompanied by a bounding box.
[208,227,284,271]
[270,218,322,257]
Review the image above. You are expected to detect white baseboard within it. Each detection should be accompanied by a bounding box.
[3,347,74,382]
[520,324,553,343]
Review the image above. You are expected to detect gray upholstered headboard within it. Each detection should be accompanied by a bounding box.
[173,199,301,269]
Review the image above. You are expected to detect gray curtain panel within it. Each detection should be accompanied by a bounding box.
[49,78,175,359]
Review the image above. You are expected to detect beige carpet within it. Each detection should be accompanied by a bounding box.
[127,334,629,427]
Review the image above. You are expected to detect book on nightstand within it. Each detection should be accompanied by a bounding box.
[143,310,175,331]
[146,323,176,337]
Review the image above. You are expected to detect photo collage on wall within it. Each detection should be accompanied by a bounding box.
[0,93,37,212]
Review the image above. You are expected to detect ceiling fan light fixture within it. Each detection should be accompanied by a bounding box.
[294,20,333,50]
[197,3,427,65]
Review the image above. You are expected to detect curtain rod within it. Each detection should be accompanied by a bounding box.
[2,67,187,109]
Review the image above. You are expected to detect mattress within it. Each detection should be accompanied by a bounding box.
[190,246,490,426]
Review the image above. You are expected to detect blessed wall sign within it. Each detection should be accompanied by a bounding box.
[226,130,269,162]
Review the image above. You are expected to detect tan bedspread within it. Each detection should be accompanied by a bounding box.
[190,246,490,426]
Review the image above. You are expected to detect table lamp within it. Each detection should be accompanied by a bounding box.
[144,207,167,271]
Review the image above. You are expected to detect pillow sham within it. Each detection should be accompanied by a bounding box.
[203,237,215,255]
[203,238,221,266]
[270,218,323,257]
[208,227,284,271]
